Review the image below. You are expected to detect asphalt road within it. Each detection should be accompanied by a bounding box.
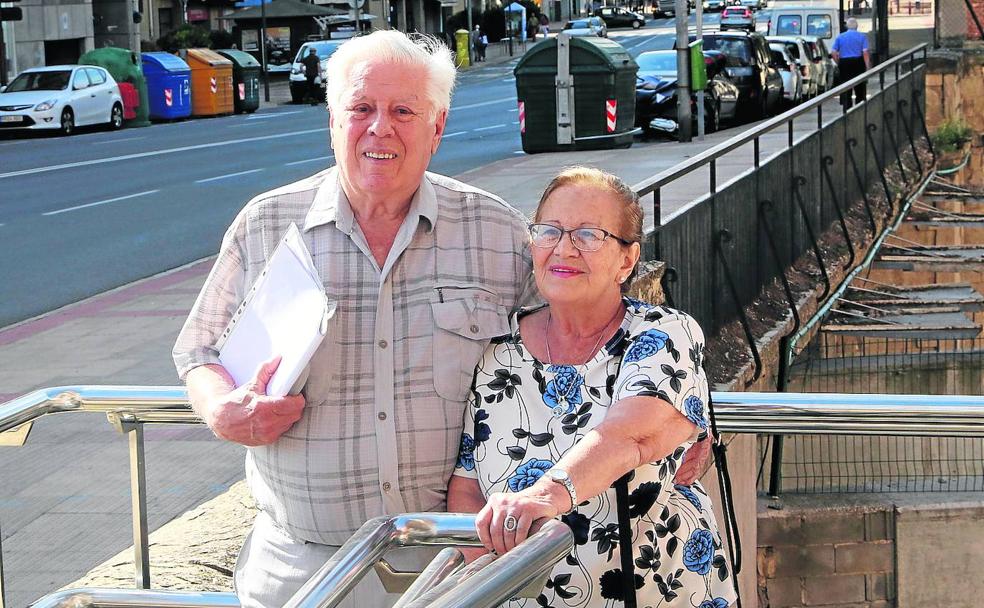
[0,20,738,329]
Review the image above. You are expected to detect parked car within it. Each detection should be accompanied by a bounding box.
[769,43,803,105]
[562,16,608,36]
[289,40,345,104]
[594,5,647,28]
[702,31,784,117]
[767,5,841,40]
[766,35,820,97]
[739,0,764,9]
[702,0,728,11]
[720,6,756,30]
[0,65,123,135]
[654,0,683,16]
[800,35,837,92]
[634,49,740,136]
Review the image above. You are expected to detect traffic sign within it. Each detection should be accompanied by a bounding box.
[347,0,365,9]
[233,0,271,7]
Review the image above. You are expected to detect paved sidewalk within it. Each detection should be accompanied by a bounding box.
[0,56,848,605]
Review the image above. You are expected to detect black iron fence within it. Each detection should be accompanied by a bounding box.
[635,45,932,385]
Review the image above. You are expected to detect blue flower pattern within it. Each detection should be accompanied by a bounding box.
[684,395,709,429]
[507,458,554,492]
[456,433,475,471]
[458,298,734,608]
[683,529,715,575]
[543,365,584,411]
[623,329,670,362]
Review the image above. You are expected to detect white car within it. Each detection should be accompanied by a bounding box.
[767,35,820,97]
[0,65,123,135]
[562,17,609,37]
[288,40,345,104]
[769,42,803,105]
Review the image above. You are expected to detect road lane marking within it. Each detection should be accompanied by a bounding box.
[246,111,304,120]
[195,169,263,183]
[43,189,160,216]
[442,131,468,138]
[474,124,506,131]
[92,135,147,145]
[0,127,327,180]
[450,97,513,111]
[285,155,333,166]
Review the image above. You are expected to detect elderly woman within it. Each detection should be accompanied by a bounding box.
[448,167,736,608]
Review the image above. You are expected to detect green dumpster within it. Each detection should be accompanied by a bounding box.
[79,47,151,127]
[514,36,638,153]
[216,49,261,114]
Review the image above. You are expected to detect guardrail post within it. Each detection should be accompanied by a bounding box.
[898,99,923,176]
[793,176,831,300]
[846,138,878,233]
[124,420,151,589]
[883,110,910,186]
[865,123,895,210]
[821,156,857,269]
[714,229,762,387]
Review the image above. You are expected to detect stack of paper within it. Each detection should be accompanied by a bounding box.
[217,223,335,397]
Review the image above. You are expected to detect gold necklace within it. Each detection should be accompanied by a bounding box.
[544,304,624,367]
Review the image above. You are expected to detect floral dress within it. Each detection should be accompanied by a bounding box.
[454,298,736,608]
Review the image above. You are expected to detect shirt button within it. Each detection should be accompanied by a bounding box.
[378,412,387,421]
[552,405,566,417]
[470,324,480,334]
[382,482,392,492]
[378,339,388,349]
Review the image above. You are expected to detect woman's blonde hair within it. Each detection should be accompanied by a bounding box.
[534,166,644,292]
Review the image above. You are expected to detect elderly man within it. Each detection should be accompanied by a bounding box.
[173,30,535,607]
[831,17,871,109]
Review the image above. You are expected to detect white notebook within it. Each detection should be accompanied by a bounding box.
[216,223,335,397]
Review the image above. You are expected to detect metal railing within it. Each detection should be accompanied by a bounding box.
[6,386,984,607]
[631,44,932,379]
[29,513,573,608]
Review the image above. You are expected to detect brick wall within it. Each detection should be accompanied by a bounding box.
[757,506,895,608]
[968,0,983,38]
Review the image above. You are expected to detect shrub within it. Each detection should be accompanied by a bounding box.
[157,24,211,53]
[933,117,973,153]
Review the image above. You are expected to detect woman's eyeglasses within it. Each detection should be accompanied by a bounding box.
[528,223,632,252]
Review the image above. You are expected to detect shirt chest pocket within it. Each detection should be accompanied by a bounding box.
[431,298,510,402]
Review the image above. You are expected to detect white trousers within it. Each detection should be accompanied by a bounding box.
[234,512,401,608]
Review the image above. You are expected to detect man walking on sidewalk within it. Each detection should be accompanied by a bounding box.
[831,17,871,110]
[301,47,321,105]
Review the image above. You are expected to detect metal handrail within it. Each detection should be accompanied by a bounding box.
[632,43,930,204]
[7,386,984,438]
[32,515,573,608]
[7,386,984,607]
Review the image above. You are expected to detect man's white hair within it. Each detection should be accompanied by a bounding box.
[324,30,457,117]
[846,17,859,29]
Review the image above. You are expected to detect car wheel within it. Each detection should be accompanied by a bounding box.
[60,107,75,136]
[632,19,642,28]
[109,103,124,130]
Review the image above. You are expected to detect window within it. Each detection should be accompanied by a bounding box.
[776,15,801,35]
[806,14,832,38]
[85,68,106,85]
[72,70,90,89]
[784,42,801,59]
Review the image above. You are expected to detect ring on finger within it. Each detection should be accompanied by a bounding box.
[503,514,518,532]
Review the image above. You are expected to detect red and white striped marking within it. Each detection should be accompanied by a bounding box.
[606,99,617,133]
[238,83,245,100]
[518,101,525,134]
[164,88,173,107]
[210,77,217,94]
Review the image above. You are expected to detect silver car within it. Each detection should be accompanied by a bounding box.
[769,43,803,105]
[562,16,608,37]
[767,35,821,97]
[0,65,124,135]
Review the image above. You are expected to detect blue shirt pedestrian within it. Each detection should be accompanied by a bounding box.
[832,29,868,59]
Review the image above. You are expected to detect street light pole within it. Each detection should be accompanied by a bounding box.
[260,0,270,102]
[674,0,691,141]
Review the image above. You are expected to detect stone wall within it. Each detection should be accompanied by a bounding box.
[758,499,895,608]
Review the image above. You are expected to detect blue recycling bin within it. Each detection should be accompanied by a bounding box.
[141,52,192,120]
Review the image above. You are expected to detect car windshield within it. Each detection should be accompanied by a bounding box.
[702,36,753,66]
[295,42,342,63]
[806,14,832,38]
[565,19,589,28]
[636,52,677,73]
[776,15,802,35]
[5,70,72,92]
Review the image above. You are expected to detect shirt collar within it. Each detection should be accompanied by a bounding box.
[303,168,438,235]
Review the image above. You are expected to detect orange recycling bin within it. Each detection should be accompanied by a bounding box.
[185,48,234,116]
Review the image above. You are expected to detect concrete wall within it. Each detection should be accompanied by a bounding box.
[10,0,95,73]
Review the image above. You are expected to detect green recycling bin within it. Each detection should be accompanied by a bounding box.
[514,36,638,153]
[216,49,261,114]
[79,47,151,127]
